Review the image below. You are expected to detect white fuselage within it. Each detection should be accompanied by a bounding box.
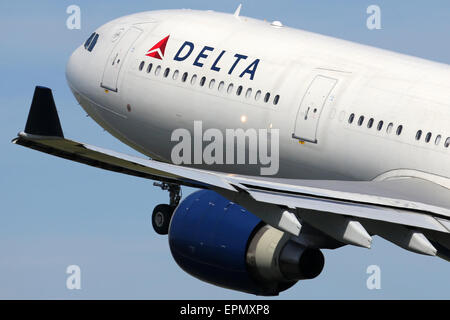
[65,9,450,181]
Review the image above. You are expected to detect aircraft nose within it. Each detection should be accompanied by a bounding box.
[65,46,84,94]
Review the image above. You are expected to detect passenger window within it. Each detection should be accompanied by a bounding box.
[367,118,374,128]
[218,81,225,92]
[172,70,179,80]
[416,130,422,140]
[386,123,393,134]
[396,125,403,136]
[255,90,261,101]
[358,116,364,126]
[377,121,384,131]
[245,88,252,99]
[181,72,188,82]
[200,76,206,87]
[445,137,450,148]
[435,135,442,145]
[209,79,215,89]
[155,65,161,76]
[236,85,243,96]
[87,33,99,52]
[348,113,355,124]
[227,84,234,94]
[139,61,145,71]
[425,132,432,143]
[147,63,153,73]
[273,95,280,105]
[264,92,270,103]
[191,74,197,85]
[163,68,170,78]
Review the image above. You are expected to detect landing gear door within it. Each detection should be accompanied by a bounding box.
[101,27,143,92]
[292,75,337,143]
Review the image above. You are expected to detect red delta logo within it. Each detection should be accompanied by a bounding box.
[145,35,170,60]
[144,36,260,80]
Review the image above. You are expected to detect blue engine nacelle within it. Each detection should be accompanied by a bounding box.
[168,190,325,296]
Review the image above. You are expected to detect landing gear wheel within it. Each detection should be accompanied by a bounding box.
[152,204,174,235]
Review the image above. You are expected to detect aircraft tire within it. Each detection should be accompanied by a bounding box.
[152,204,173,235]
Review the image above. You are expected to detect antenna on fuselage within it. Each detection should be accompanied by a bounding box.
[233,4,242,17]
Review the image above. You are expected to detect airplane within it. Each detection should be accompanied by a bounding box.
[12,6,450,296]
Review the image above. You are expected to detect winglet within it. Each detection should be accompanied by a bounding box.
[24,86,64,138]
[233,4,242,18]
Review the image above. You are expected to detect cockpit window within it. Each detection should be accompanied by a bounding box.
[87,33,99,52]
[84,33,95,49]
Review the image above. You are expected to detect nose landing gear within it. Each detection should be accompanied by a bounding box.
[151,182,181,235]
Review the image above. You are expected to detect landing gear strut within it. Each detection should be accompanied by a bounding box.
[151,182,181,235]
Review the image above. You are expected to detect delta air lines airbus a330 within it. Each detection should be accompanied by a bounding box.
[13,8,450,295]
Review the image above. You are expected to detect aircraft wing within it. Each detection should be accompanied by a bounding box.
[13,87,450,261]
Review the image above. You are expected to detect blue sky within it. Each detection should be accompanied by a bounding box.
[1,0,449,299]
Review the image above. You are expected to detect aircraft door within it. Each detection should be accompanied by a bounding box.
[292,75,337,143]
[101,27,143,92]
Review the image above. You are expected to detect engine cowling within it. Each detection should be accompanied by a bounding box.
[168,190,325,296]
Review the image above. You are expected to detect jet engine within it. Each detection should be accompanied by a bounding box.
[168,190,324,296]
